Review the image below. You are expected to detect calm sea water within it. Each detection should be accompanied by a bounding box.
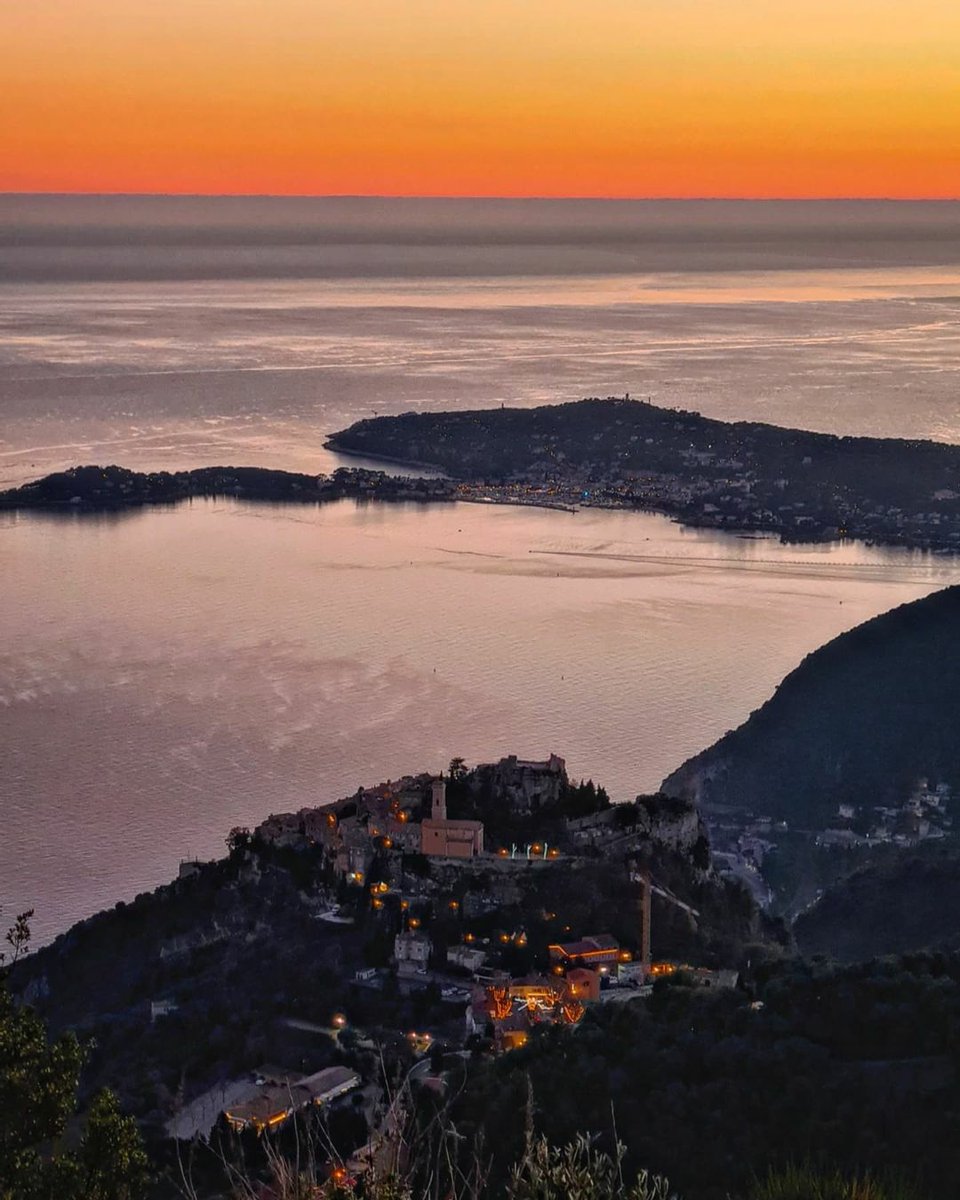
[2,198,960,940]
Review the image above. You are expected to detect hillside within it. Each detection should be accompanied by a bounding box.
[448,954,960,1200]
[9,757,775,1167]
[794,841,960,961]
[662,585,960,827]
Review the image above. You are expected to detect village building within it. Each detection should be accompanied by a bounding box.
[616,959,647,985]
[565,966,601,1003]
[224,1065,360,1132]
[447,944,488,974]
[394,929,432,974]
[475,753,567,813]
[420,777,484,859]
[150,998,178,1022]
[467,973,587,1050]
[255,774,429,870]
[548,933,620,967]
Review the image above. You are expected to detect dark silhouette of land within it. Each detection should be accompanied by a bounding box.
[662,585,960,826]
[328,396,960,550]
[0,464,454,511]
[12,399,960,551]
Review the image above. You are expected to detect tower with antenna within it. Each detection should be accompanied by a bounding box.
[628,852,699,982]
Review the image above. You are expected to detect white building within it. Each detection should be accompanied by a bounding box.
[447,945,488,973]
[394,930,431,974]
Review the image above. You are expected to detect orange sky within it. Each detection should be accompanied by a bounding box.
[3,0,960,197]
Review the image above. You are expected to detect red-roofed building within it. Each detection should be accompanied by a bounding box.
[548,934,620,966]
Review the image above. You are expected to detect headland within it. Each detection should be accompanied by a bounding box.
[10,400,960,554]
[327,396,960,551]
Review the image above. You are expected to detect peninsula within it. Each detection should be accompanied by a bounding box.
[0,463,454,512]
[327,396,960,551]
[11,400,960,553]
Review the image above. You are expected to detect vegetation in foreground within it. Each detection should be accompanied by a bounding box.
[1,912,148,1200]
[3,907,939,1200]
[165,1108,925,1200]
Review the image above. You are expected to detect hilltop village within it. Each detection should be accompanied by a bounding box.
[14,750,768,1169]
[174,754,744,1134]
[18,741,960,1198]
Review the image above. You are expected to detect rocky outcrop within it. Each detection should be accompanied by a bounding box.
[634,793,707,857]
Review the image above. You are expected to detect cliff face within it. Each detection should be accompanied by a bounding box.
[661,586,960,827]
[659,760,726,810]
[634,793,708,860]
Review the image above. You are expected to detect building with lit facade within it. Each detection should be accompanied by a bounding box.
[548,933,620,966]
[420,777,484,858]
[223,1066,360,1132]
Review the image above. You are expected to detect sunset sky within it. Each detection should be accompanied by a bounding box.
[3,0,960,197]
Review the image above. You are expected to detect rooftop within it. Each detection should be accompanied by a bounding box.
[549,934,619,959]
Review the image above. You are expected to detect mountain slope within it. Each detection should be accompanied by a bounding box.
[662,585,960,826]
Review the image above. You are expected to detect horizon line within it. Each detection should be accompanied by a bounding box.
[2,191,959,203]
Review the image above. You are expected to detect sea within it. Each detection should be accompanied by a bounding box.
[3,196,960,943]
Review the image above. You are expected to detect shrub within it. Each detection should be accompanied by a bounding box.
[508,1134,675,1200]
[749,1163,923,1200]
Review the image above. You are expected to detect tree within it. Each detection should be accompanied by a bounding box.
[226,826,252,856]
[0,912,149,1200]
[0,977,85,1199]
[4,911,33,967]
[72,1090,149,1200]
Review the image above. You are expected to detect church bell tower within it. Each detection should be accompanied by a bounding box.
[431,776,447,821]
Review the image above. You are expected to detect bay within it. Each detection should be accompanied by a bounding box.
[2,497,957,943]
